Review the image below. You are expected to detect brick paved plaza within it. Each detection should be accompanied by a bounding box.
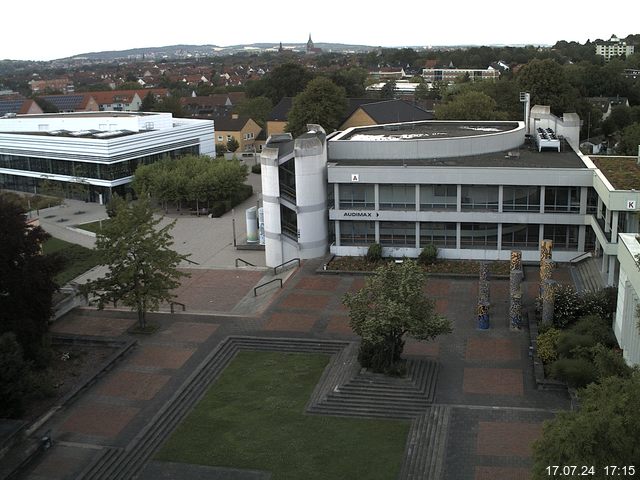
[20,261,569,480]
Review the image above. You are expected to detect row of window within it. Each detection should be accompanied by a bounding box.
[336,184,595,213]
[338,221,583,251]
[0,146,199,181]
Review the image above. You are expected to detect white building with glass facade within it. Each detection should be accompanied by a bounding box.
[0,111,214,203]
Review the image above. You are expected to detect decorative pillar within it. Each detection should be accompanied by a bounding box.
[541,279,557,326]
[509,250,523,330]
[540,239,553,296]
[477,262,490,329]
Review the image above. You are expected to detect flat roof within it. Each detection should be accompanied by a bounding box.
[329,139,587,169]
[1,111,154,119]
[591,156,640,190]
[337,121,519,141]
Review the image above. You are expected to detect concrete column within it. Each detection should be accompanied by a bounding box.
[605,207,611,233]
[498,185,504,213]
[375,221,380,243]
[374,184,379,211]
[608,255,616,286]
[580,186,588,215]
[539,186,545,213]
[415,184,420,212]
[415,221,420,249]
[457,184,462,212]
[611,211,619,242]
[578,225,586,252]
[497,223,503,251]
[456,222,461,250]
[334,183,340,208]
[597,196,603,219]
[602,253,608,274]
[335,220,341,246]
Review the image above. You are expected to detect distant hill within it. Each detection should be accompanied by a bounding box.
[64,42,377,61]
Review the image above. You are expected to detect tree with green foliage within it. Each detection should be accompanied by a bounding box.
[0,198,62,366]
[379,81,396,100]
[226,136,239,153]
[435,91,507,120]
[81,197,189,329]
[618,123,640,156]
[155,94,184,117]
[246,63,314,104]
[517,59,578,115]
[532,373,640,479]
[0,333,32,418]
[139,92,158,112]
[342,260,452,375]
[236,96,272,127]
[285,77,347,137]
[331,67,369,97]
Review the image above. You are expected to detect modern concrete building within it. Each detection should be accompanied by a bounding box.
[614,233,640,366]
[595,35,635,61]
[0,111,214,203]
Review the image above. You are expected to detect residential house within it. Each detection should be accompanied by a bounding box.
[215,114,262,153]
[339,100,433,130]
[586,97,630,120]
[38,94,99,112]
[29,78,74,94]
[88,89,170,112]
[0,98,43,116]
[181,93,246,118]
[595,35,635,61]
[422,66,499,83]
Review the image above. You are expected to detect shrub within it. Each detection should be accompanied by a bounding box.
[251,163,261,174]
[591,344,633,381]
[570,314,616,347]
[553,284,582,328]
[536,328,561,364]
[556,331,597,359]
[418,244,438,265]
[365,243,383,263]
[580,287,617,321]
[0,333,31,418]
[549,357,597,388]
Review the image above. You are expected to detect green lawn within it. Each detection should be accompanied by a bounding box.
[156,351,410,480]
[75,219,111,234]
[43,237,102,285]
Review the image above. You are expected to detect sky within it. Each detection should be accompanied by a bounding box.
[2,0,638,61]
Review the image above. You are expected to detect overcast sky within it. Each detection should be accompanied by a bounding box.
[3,0,638,61]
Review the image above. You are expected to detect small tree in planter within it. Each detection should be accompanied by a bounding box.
[418,244,438,265]
[365,243,383,263]
[342,260,452,375]
[226,137,239,153]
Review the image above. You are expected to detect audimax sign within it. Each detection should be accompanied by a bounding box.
[343,211,380,217]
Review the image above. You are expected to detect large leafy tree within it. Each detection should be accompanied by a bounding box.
[618,123,640,155]
[285,77,347,137]
[0,197,61,365]
[236,96,272,127]
[517,59,578,115]
[81,197,189,329]
[435,90,507,120]
[342,260,452,374]
[246,63,314,104]
[532,373,640,478]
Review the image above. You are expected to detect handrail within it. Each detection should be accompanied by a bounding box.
[273,257,300,275]
[235,258,256,267]
[170,301,186,313]
[254,278,283,296]
[569,251,593,264]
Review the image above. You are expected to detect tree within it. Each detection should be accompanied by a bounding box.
[435,91,506,120]
[246,63,314,104]
[532,373,640,478]
[139,92,158,112]
[517,59,578,115]
[226,136,239,153]
[0,198,62,365]
[379,81,396,100]
[331,67,369,97]
[81,197,189,329]
[236,96,272,127]
[285,77,347,137]
[342,260,452,374]
[618,123,640,155]
[0,333,31,418]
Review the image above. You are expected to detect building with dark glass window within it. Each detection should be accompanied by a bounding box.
[260,109,640,290]
[0,111,214,203]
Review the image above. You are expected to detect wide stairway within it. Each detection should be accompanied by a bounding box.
[570,257,605,293]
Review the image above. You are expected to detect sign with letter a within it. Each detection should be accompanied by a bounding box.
[351,174,359,182]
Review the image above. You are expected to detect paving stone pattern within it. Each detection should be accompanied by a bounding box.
[19,260,573,480]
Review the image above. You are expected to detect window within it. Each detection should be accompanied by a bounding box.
[339,184,375,209]
[420,184,457,210]
[544,186,580,213]
[502,186,540,212]
[279,159,296,203]
[587,188,598,214]
[460,223,498,249]
[502,224,539,249]
[280,205,298,240]
[379,184,415,210]
[379,222,416,247]
[420,222,457,247]
[226,135,232,141]
[461,185,499,211]
[543,225,579,250]
[340,221,376,245]
[217,135,223,141]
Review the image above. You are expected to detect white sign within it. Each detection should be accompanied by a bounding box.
[627,200,636,210]
[351,173,359,182]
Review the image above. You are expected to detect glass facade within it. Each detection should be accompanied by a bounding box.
[278,159,296,203]
[379,184,415,210]
[379,221,416,247]
[502,186,540,212]
[543,224,579,250]
[502,223,540,249]
[460,223,498,248]
[338,184,375,209]
[544,186,580,213]
[420,185,457,210]
[420,222,457,248]
[280,205,298,239]
[461,185,499,211]
[340,221,375,246]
